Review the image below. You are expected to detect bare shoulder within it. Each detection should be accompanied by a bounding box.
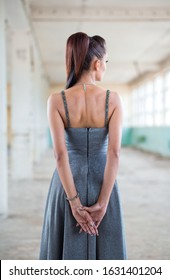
[109,90,123,109]
[47,92,61,108]
[110,90,122,102]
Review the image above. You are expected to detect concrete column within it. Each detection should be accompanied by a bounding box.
[11,31,33,179]
[33,63,49,162]
[30,45,49,164]
[0,0,8,216]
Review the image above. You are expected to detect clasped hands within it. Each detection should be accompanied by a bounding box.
[70,200,107,236]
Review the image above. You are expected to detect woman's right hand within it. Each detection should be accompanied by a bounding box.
[81,201,107,228]
[70,199,99,236]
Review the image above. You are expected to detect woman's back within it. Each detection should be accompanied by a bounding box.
[54,85,117,129]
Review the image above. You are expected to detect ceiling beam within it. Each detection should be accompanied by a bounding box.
[30,5,170,22]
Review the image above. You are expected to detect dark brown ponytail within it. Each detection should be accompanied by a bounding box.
[65,32,106,89]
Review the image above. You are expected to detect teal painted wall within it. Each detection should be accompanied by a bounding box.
[48,128,52,147]
[122,127,133,146]
[122,126,170,157]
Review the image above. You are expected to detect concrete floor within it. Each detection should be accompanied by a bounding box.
[0,147,170,260]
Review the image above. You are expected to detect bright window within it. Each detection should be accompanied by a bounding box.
[128,69,170,127]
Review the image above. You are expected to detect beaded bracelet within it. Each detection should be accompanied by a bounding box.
[66,192,79,201]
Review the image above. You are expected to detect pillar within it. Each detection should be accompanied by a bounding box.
[30,44,49,164]
[33,62,49,162]
[11,31,33,179]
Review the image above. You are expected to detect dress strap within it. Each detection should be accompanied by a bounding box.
[104,89,110,127]
[60,90,71,128]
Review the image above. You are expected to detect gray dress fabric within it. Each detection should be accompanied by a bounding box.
[39,89,127,260]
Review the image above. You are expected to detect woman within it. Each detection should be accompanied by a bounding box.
[39,32,127,260]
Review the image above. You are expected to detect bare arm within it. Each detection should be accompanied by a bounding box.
[47,93,98,235]
[83,92,123,227]
[97,92,123,207]
[47,94,78,201]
